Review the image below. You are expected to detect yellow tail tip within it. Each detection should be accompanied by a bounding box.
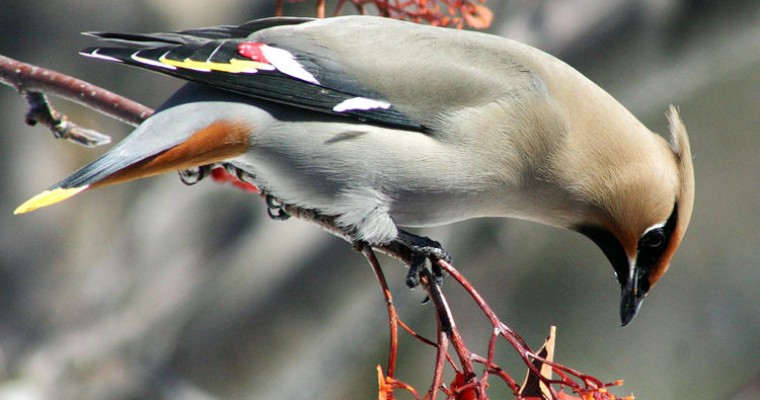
[14,186,89,215]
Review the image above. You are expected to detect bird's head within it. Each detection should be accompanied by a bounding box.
[577,106,694,326]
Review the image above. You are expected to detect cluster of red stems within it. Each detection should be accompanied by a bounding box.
[363,245,635,400]
[279,0,493,29]
[0,1,637,398]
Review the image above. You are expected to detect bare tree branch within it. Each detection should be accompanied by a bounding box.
[0,54,153,147]
[22,91,112,147]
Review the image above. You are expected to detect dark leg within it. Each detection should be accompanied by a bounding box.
[178,164,212,185]
[395,229,451,289]
[265,194,291,221]
[225,163,257,185]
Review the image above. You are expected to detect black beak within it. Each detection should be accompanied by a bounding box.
[620,266,646,326]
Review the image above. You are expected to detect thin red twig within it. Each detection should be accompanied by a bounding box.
[471,354,521,394]
[420,270,480,399]
[361,245,399,378]
[427,308,448,399]
[275,0,284,16]
[436,259,560,399]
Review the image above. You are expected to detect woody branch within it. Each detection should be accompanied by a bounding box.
[0,54,152,147]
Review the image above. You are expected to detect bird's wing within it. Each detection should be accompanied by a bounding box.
[80,17,423,130]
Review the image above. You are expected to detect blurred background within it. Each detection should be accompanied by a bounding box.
[1,0,758,399]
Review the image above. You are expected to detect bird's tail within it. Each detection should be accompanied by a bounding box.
[15,90,254,215]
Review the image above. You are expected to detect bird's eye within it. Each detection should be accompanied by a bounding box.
[642,228,665,249]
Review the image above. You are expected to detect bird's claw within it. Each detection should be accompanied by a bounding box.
[224,163,257,184]
[405,253,426,288]
[178,164,212,185]
[265,194,291,220]
[397,230,450,291]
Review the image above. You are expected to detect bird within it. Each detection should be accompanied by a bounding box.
[14,16,694,326]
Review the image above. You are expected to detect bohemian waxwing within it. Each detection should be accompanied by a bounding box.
[14,16,694,325]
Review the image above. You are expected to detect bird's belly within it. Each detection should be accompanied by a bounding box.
[387,190,496,228]
[227,117,520,241]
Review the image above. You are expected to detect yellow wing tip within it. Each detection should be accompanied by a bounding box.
[14,186,89,215]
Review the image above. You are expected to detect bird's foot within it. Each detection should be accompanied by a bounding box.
[265,194,291,220]
[223,163,257,185]
[178,164,212,185]
[396,230,450,289]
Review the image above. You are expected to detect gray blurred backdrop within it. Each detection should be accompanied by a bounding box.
[1,1,758,399]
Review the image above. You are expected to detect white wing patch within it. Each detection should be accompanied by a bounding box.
[260,45,319,84]
[333,97,392,113]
